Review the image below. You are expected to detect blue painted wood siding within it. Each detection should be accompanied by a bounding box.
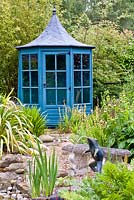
[18,47,93,126]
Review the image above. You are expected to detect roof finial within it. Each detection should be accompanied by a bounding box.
[53,5,56,15]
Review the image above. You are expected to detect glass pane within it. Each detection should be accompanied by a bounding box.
[46,55,55,70]
[83,88,90,103]
[31,88,38,104]
[22,55,29,70]
[74,54,81,69]
[82,54,89,69]
[46,89,56,105]
[31,71,38,87]
[74,88,81,104]
[46,72,55,87]
[83,71,90,86]
[57,72,66,87]
[31,54,38,69]
[23,71,29,86]
[74,71,81,86]
[57,55,66,70]
[57,89,66,105]
[23,88,30,104]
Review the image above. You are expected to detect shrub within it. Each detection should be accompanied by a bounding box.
[0,92,38,156]
[89,161,134,199]
[22,106,46,137]
[59,106,86,134]
[59,75,134,160]
[60,161,134,200]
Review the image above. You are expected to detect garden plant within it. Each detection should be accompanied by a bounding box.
[0,91,46,156]
[28,141,58,198]
[60,161,134,200]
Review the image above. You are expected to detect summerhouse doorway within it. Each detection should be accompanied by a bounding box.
[43,52,70,125]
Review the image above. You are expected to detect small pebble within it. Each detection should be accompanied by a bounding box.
[16,189,21,194]
[0,192,6,196]
[13,185,17,190]
[23,194,29,198]
[2,194,11,198]
[11,193,17,199]
[0,189,6,193]
[7,186,12,191]
[17,193,23,200]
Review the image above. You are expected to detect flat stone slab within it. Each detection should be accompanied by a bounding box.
[62,144,131,160]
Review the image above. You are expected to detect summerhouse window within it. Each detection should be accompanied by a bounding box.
[22,54,38,105]
[74,54,90,104]
[45,54,67,105]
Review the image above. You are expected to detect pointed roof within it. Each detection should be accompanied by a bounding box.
[16,8,95,49]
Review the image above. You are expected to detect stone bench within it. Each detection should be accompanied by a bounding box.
[62,144,131,173]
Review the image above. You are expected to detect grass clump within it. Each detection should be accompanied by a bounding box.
[0,91,46,156]
[60,161,134,200]
[22,106,46,137]
[28,142,58,198]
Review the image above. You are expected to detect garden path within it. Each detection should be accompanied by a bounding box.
[40,129,95,192]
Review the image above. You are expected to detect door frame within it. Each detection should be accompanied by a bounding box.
[42,51,71,112]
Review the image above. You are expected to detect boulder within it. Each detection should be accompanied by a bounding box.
[5,163,26,172]
[16,182,30,195]
[0,154,24,168]
[32,143,49,151]
[39,135,54,143]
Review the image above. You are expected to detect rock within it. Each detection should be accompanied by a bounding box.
[5,163,26,172]
[11,179,17,186]
[0,154,26,171]
[0,193,11,199]
[16,182,30,195]
[16,190,20,194]
[17,193,23,200]
[68,152,90,170]
[57,170,68,178]
[62,150,70,155]
[0,172,17,187]
[0,189,6,193]
[11,193,17,199]
[33,143,49,151]
[15,169,25,174]
[39,135,54,143]
[7,186,12,191]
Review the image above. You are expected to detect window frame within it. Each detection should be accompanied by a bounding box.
[21,53,39,105]
[73,53,91,105]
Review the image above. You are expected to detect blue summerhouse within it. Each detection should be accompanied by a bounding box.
[16,8,95,126]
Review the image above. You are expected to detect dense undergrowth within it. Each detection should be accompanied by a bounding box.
[59,75,134,159]
[0,91,46,156]
[60,161,134,200]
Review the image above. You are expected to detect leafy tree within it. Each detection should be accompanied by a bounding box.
[0,0,61,95]
[86,0,134,31]
[72,20,134,100]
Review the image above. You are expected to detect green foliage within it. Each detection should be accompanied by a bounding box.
[87,23,133,100]
[56,176,77,187]
[0,0,133,103]
[89,161,134,199]
[0,91,38,156]
[59,75,134,159]
[0,0,61,95]
[62,3,134,101]
[86,0,134,31]
[28,142,58,198]
[60,162,134,200]
[59,106,87,134]
[22,107,46,137]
